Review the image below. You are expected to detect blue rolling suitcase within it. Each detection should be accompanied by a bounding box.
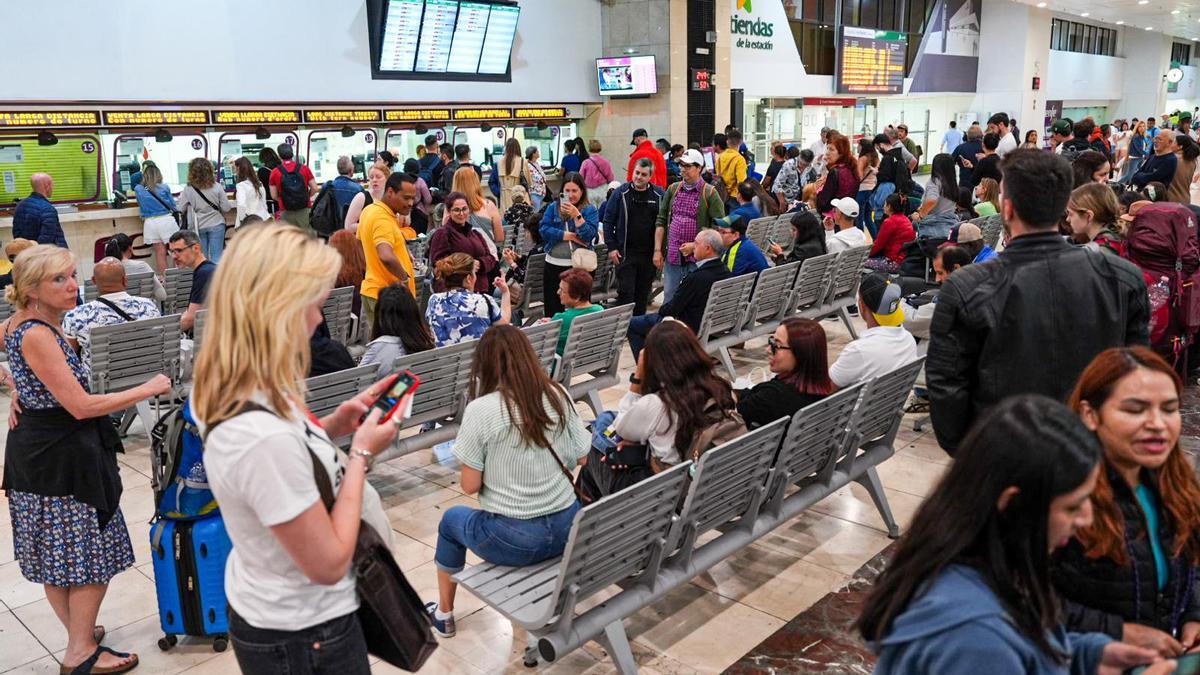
[149,516,231,652]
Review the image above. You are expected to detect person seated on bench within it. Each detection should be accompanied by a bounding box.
[948,221,997,263]
[426,325,590,638]
[307,319,356,377]
[62,257,161,373]
[548,268,601,355]
[715,213,770,277]
[580,320,738,500]
[768,210,827,266]
[735,318,833,429]
[425,253,511,347]
[864,193,915,273]
[829,272,918,390]
[168,229,215,333]
[825,197,866,254]
[359,283,435,377]
[626,229,730,361]
[902,246,972,342]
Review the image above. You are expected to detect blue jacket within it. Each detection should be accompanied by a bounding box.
[329,175,365,215]
[12,193,67,247]
[418,154,443,185]
[974,245,998,263]
[134,184,178,218]
[873,565,1111,675]
[1132,152,1178,189]
[541,201,599,262]
[721,236,770,277]
[730,202,761,223]
[602,182,666,255]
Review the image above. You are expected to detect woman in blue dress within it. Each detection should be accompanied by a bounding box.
[425,252,512,347]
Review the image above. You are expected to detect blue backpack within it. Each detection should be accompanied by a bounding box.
[150,400,219,520]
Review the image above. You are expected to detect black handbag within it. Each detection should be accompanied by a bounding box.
[144,185,183,227]
[307,448,438,671]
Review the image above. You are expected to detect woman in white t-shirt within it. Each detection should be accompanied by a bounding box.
[193,223,401,674]
[233,157,269,227]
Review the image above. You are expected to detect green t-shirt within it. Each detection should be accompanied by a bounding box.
[551,304,603,354]
[973,201,998,217]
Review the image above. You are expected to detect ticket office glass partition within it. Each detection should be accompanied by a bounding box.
[216,131,298,190]
[383,129,439,165]
[510,124,574,170]
[110,133,208,194]
[0,134,107,207]
[307,129,378,183]
[452,126,507,173]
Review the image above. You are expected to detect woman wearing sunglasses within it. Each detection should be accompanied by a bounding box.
[735,318,834,430]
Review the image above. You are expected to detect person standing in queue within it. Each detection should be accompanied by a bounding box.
[2,244,172,675]
[132,163,180,275]
[540,172,598,317]
[628,128,668,189]
[12,173,67,248]
[358,172,417,333]
[233,157,269,229]
[176,158,233,263]
[525,146,548,210]
[194,223,401,674]
[269,143,319,234]
[603,157,664,315]
[257,147,282,215]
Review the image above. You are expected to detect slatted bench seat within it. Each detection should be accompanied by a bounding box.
[89,314,182,435]
[556,304,633,415]
[162,267,193,316]
[707,262,801,375]
[322,286,355,344]
[809,245,871,338]
[696,274,756,378]
[303,364,380,447]
[84,272,157,303]
[518,253,547,325]
[789,252,838,317]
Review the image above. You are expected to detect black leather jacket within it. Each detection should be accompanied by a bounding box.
[927,232,1149,452]
[1052,465,1200,639]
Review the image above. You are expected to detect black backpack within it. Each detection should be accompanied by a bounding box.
[309,183,342,236]
[880,149,914,194]
[278,162,310,211]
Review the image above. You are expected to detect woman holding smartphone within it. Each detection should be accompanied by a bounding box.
[194,223,401,674]
[539,172,598,316]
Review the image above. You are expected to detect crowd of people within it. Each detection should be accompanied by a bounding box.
[7,107,1200,673]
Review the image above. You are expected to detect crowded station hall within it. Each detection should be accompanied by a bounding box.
[14,1,1200,674]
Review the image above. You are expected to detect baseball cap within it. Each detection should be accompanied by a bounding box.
[608,180,622,190]
[678,149,705,167]
[831,197,860,218]
[1182,111,1194,122]
[953,222,983,244]
[859,272,905,327]
[714,213,745,232]
[1050,118,1073,136]
[630,128,649,145]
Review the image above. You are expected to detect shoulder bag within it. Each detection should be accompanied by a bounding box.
[144,185,183,227]
[563,211,597,272]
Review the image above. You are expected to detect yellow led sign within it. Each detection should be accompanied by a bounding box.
[0,111,100,127]
[513,107,568,119]
[304,110,383,123]
[211,110,302,125]
[383,109,452,123]
[452,108,513,121]
[102,110,210,126]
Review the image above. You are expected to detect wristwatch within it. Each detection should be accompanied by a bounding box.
[348,447,376,473]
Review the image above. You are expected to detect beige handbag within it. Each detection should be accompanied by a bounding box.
[571,241,598,272]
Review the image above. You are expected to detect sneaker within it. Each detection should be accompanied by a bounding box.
[424,601,456,638]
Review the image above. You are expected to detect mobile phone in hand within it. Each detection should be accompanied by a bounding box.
[370,371,421,423]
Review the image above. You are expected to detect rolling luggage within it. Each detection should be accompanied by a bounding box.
[149,516,231,652]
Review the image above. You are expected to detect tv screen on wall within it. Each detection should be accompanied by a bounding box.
[596,55,658,97]
[368,0,520,81]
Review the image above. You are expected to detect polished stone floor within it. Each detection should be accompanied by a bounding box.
[0,313,948,674]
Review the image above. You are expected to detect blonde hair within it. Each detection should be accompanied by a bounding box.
[191,223,340,427]
[1069,181,1122,231]
[141,163,163,192]
[4,244,74,310]
[368,161,392,179]
[5,238,35,259]
[976,177,1001,211]
[452,166,486,212]
[434,252,475,289]
[187,157,216,190]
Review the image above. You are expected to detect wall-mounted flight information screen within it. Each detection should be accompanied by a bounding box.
[372,0,520,81]
[836,27,906,95]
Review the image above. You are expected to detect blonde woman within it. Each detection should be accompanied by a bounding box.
[176,157,232,262]
[2,245,170,674]
[133,162,179,274]
[973,177,1001,217]
[194,223,401,673]
[343,161,391,233]
[451,166,504,252]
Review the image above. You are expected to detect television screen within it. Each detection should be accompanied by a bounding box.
[596,55,658,97]
[371,0,520,81]
[836,26,906,95]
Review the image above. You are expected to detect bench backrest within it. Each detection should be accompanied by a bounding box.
[163,267,194,316]
[322,286,355,344]
[407,236,429,264]
[556,304,633,385]
[745,216,776,250]
[769,215,794,249]
[304,364,379,419]
[744,261,800,327]
[391,339,477,428]
[589,243,612,298]
[972,214,1003,249]
[193,308,208,352]
[854,357,925,447]
[789,252,837,313]
[553,462,692,610]
[768,383,864,504]
[697,274,755,344]
[88,314,182,394]
[83,272,157,304]
[519,253,546,314]
[521,320,563,375]
[0,301,13,324]
[824,245,871,306]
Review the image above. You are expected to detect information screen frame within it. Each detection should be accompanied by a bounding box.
[835,27,907,96]
[595,55,659,98]
[368,0,521,82]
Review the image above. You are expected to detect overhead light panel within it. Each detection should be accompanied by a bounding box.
[1117,20,1125,24]
[1036,1,1046,6]
[1138,0,1149,4]
[1145,25,1154,30]
[1080,12,1089,16]
[1173,9,1181,14]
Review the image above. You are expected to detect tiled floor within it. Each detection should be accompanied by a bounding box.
[0,313,946,674]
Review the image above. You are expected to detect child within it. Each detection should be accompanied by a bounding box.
[864,192,916,273]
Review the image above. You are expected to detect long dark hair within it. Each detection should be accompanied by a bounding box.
[572,136,589,161]
[104,232,134,259]
[503,137,522,175]
[930,153,959,203]
[642,321,736,451]
[559,172,589,208]
[1176,133,1200,162]
[1072,150,1110,189]
[469,325,569,449]
[776,318,833,395]
[372,283,435,352]
[234,157,261,190]
[857,395,1101,660]
[258,147,281,170]
[790,211,827,255]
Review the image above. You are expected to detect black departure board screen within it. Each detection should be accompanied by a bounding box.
[836,27,906,95]
[370,0,520,81]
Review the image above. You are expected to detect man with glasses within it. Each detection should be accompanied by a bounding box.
[168,230,215,333]
[359,173,417,333]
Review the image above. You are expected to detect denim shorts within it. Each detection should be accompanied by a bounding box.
[435,501,581,574]
[227,606,369,675]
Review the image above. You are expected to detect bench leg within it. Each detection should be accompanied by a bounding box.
[913,413,930,432]
[586,390,605,418]
[838,306,859,340]
[855,466,900,539]
[133,400,157,437]
[717,346,737,380]
[118,408,137,437]
[599,620,638,675]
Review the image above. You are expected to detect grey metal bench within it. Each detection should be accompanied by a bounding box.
[589,243,617,305]
[518,253,547,325]
[556,304,633,416]
[696,274,757,378]
[192,309,208,355]
[522,320,563,376]
[322,286,355,344]
[89,314,183,435]
[788,252,838,316]
[705,263,800,378]
[972,214,1003,250]
[162,267,193,316]
[813,245,871,338]
[83,271,157,303]
[303,364,380,447]
[375,339,478,462]
[744,215,777,251]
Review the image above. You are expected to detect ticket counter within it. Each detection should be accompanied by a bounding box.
[108,131,208,194]
[216,130,297,190]
[306,129,377,182]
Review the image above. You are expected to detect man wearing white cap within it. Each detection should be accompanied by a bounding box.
[829,271,918,389]
[653,149,725,302]
[826,197,867,254]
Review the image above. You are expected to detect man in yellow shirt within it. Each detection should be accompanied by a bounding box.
[716,129,748,197]
[358,173,417,333]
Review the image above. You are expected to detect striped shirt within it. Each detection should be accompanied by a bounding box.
[452,388,589,518]
[667,181,702,266]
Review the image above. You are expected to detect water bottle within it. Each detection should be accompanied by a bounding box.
[1149,276,1171,313]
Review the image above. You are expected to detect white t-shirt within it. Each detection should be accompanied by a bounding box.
[826,226,867,254]
[204,397,393,631]
[995,132,1019,158]
[829,326,919,389]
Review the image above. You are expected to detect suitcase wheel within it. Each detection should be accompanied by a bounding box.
[158,634,178,651]
[213,636,228,652]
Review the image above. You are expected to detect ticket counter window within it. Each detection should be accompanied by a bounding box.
[111,134,207,194]
[0,134,106,207]
[216,132,296,190]
[383,130,434,164]
[512,126,565,169]
[307,129,377,183]
[452,127,510,172]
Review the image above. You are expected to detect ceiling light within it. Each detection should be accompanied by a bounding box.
[1146,25,1154,30]
[1080,11,1089,16]
[1138,0,1149,4]
[1117,20,1125,24]
[1173,9,1182,14]
[1036,1,1046,6]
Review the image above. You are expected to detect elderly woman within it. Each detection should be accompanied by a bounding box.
[2,245,170,674]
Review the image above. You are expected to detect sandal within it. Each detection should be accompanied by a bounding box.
[60,645,139,674]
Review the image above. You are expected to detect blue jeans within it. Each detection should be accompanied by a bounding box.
[856,189,876,236]
[199,226,225,263]
[626,313,664,362]
[530,193,545,211]
[228,607,368,675]
[870,182,896,228]
[1120,156,1145,183]
[435,501,580,574]
[662,261,695,304]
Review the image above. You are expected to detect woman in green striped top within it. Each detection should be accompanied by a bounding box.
[425,325,590,638]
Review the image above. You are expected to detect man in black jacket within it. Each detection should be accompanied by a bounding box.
[926,149,1150,454]
[603,158,665,315]
[626,229,729,360]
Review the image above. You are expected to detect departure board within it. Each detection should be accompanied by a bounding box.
[372,0,521,81]
[836,27,906,95]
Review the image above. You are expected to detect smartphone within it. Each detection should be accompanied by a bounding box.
[371,371,421,423]
[1130,652,1200,675]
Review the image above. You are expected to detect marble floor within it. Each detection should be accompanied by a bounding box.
[0,313,948,674]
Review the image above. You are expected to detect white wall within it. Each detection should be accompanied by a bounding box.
[1045,51,1125,102]
[1111,29,1172,121]
[973,1,1051,126]
[0,0,602,103]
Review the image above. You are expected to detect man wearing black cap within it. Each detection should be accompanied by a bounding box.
[829,272,918,389]
[628,128,667,188]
